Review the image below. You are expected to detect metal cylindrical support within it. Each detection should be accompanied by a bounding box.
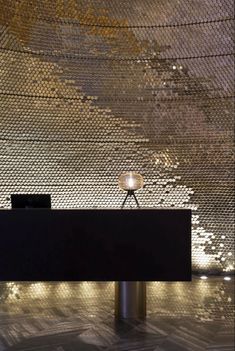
[115,281,146,319]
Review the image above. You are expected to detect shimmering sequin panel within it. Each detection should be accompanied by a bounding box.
[0,0,234,272]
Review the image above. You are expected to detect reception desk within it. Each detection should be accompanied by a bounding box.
[0,209,191,318]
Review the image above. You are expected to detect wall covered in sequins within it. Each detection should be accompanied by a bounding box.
[0,0,234,273]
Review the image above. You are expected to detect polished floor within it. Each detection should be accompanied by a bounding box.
[0,278,234,351]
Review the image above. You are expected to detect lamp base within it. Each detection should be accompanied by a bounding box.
[121,190,140,208]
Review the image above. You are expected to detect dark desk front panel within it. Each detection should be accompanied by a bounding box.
[0,209,191,281]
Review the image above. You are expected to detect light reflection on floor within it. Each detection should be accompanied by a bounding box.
[0,277,234,350]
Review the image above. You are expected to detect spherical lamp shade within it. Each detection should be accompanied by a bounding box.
[118,171,144,191]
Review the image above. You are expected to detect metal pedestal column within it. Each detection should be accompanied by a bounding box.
[115,281,146,319]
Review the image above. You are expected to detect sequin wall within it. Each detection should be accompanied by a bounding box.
[0,0,234,273]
